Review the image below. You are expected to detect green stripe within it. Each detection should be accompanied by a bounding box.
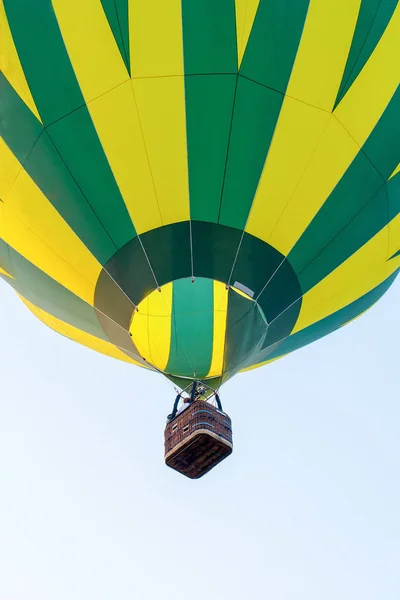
[181,0,237,74]
[185,75,237,222]
[183,0,310,231]
[293,171,400,296]
[217,0,310,230]
[295,184,388,290]
[0,240,109,341]
[217,77,283,229]
[4,0,82,124]
[255,270,399,365]
[0,75,116,265]
[166,278,214,379]
[289,89,400,294]
[47,109,135,248]
[100,0,130,73]
[182,2,238,223]
[239,0,310,91]
[222,289,267,382]
[362,88,400,178]
[0,72,42,161]
[0,237,13,277]
[387,164,400,221]
[389,250,400,260]
[4,0,136,252]
[334,0,398,108]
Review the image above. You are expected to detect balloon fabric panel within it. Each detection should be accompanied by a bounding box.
[0,0,399,389]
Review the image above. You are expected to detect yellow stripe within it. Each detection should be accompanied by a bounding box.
[287,0,362,111]
[1,144,101,305]
[128,2,190,227]
[293,221,400,334]
[132,76,190,226]
[53,0,192,231]
[389,164,400,180]
[235,0,261,66]
[129,1,185,77]
[207,281,229,378]
[334,5,400,147]
[88,83,163,233]
[0,1,41,121]
[129,283,173,371]
[256,117,358,255]
[52,0,128,102]
[246,0,361,252]
[51,1,162,234]
[80,80,162,234]
[19,295,145,367]
[246,101,331,248]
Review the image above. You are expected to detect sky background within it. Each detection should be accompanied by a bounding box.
[0,277,399,600]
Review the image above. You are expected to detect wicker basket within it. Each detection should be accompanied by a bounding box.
[164,400,233,479]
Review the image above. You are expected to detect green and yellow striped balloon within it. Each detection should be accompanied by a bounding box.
[1,0,399,389]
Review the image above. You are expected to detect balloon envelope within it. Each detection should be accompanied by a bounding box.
[0,1,399,388]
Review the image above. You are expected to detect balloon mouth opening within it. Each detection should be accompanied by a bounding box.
[129,277,265,380]
[95,221,302,383]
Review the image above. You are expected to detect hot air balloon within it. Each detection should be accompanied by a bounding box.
[1,1,399,477]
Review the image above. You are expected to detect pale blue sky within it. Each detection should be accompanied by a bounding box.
[0,277,399,600]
